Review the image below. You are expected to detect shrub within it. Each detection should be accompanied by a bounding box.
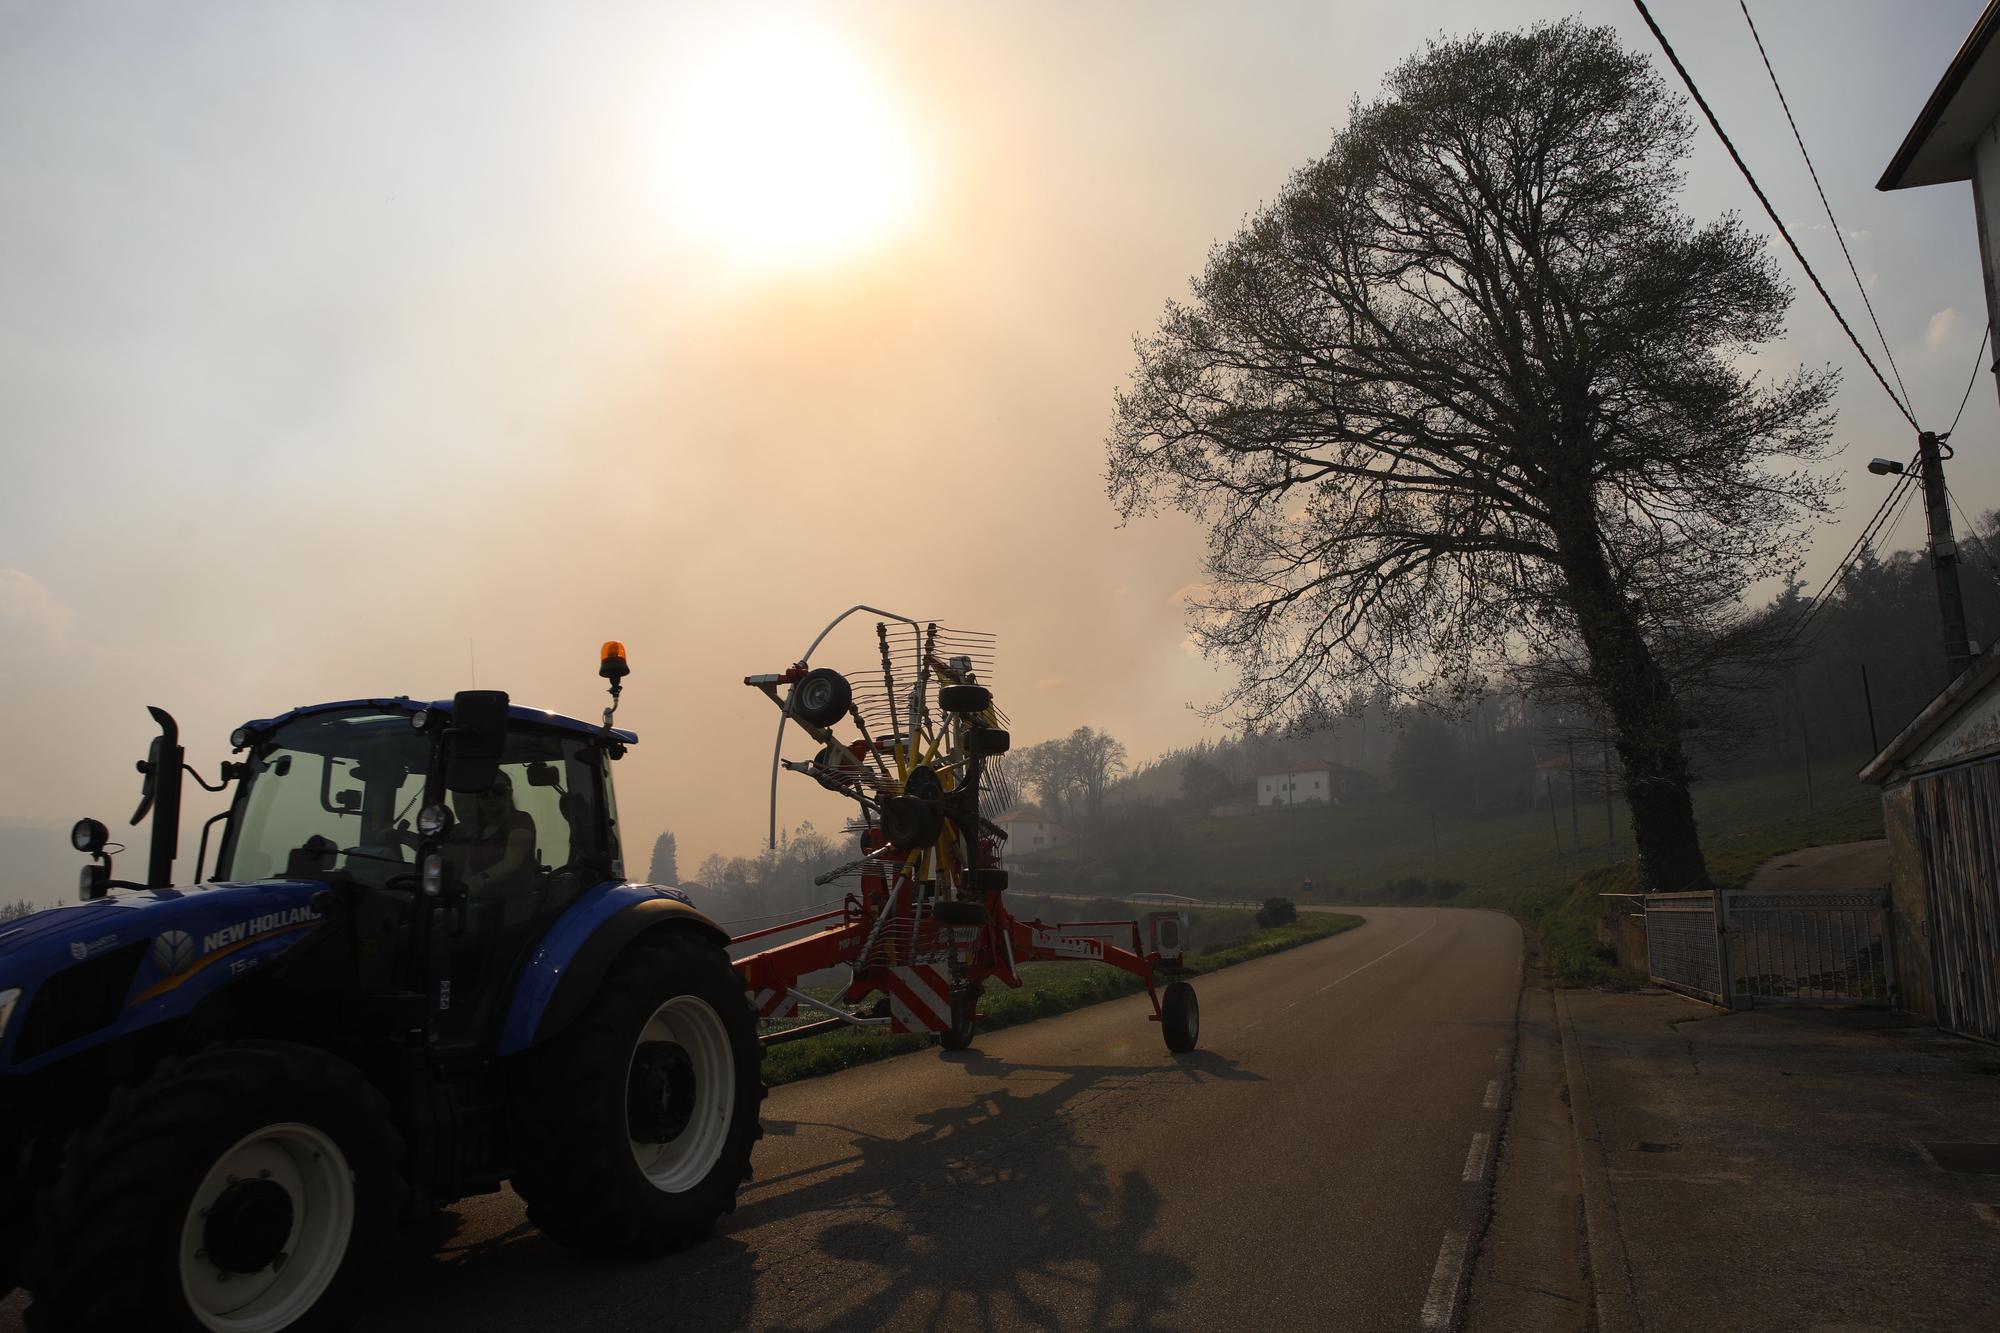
[1378,876,1470,904]
[1255,896,1299,928]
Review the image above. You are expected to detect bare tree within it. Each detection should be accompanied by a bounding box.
[1068,727,1128,818]
[1012,739,1079,823]
[1012,727,1128,822]
[1107,20,1835,890]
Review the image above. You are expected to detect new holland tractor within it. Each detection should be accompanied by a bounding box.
[0,645,764,1332]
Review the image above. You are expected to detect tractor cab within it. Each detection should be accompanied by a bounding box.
[215,692,631,1044]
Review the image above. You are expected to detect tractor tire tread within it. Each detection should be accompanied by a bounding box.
[509,930,765,1259]
[21,1040,404,1333]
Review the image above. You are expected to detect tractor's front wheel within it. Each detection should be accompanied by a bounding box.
[510,930,764,1257]
[22,1041,403,1333]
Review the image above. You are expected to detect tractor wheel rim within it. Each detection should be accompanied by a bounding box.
[628,994,734,1193]
[178,1122,355,1333]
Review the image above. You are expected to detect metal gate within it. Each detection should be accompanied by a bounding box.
[1911,762,2000,1041]
[1720,890,1892,1006]
[1645,891,1723,1004]
[1646,889,1892,1008]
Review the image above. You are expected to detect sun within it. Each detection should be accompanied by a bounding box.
[658,16,923,271]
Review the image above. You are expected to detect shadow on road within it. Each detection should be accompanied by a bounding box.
[365,1051,1256,1331]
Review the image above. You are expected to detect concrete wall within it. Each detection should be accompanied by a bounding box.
[1881,781,1935,1021]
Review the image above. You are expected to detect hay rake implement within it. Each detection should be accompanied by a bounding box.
[734,606,1199,1054]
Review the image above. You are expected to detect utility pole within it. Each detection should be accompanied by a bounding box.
[1917,430,1976,680]
[1860,663,1880,755]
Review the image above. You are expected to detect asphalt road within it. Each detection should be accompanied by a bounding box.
[2,906,1522,1332]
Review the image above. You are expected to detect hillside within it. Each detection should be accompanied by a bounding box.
[1015,755,1883,899]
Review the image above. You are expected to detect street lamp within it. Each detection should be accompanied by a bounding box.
[1865,436,1972,678]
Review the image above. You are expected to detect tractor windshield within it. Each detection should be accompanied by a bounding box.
[217,707,622,893]
[217,709,432,885]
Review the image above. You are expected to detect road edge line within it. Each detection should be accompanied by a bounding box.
[1554,987,1641,1333]
[1443,912,1527,1331]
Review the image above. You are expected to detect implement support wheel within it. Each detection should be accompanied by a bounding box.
[1161,981,1199,1054]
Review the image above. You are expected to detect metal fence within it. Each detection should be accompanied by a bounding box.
[1645,888,1892,1008]
[1645,891,1724,1004]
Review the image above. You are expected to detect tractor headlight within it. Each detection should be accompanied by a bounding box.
[71,818,108,854]
[0,988,20,1044]
[229,727,252,750]
[417,803,452,837]
[421,851,444,898]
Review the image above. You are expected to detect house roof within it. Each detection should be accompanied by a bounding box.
[1880,0,2000,189]
[1859,647,2000,783]
[1259,759,1332,777]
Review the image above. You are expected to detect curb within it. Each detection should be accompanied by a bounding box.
[1553,987,1641,1333]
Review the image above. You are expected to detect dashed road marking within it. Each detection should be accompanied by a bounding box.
[1420,1229,1468,1330]
[1483,1079,1501,1109]
[1313,914,1440,994]
[1238,915,1439,1034]
[1462,1131,1491,1182]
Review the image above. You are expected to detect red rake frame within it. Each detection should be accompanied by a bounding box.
[735,609,1199,1055]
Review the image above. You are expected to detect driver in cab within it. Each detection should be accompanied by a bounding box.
[445,772,536,912]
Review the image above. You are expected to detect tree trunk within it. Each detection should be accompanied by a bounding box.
[1551,489,1712,892]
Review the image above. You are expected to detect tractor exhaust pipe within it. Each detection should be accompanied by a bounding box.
[131,706,184,888]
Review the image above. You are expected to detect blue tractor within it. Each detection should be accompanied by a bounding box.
[0,645,764,1332]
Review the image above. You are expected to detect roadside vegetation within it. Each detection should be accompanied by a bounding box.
[761,908,1361,1086]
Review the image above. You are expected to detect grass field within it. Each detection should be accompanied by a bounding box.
[760,910,1363,1086]
[1006,755,1888,990]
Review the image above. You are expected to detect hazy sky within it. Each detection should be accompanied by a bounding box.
[3,0,1994,888]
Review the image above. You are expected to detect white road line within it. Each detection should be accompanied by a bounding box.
[1313,913,1440,994]
[1420,1229,1469,1330]
[1483,1079,1501,1109]
[1462,1131,1491,1182]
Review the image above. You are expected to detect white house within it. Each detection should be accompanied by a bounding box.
[994,808,1070,852]
[1257,760,1333,806]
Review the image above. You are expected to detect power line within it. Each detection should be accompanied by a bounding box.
[1947,324,1993,439]
[1789,462,1918,646]
[1946,482,2000,587]
[1738,0,1913,415]
[1631,0,1921,431]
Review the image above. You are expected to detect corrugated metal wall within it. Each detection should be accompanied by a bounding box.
[1910,759,2000,1042]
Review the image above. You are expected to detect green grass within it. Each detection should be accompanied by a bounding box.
[1442,757,1888,987]
[760,911,1363,1086]
[1457,868,1639,987]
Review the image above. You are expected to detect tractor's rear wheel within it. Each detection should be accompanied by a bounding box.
[22,1041,403,1333]
[510,930,764,1257]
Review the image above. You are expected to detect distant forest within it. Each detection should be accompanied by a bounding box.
[1097,514,2000,821]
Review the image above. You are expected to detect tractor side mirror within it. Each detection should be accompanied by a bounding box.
[445,690,510,794]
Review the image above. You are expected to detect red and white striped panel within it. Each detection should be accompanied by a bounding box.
[751,988,802,1020]
[879,965,954,1034]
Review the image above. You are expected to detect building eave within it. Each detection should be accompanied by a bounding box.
[1860,648,2000,783]
[1880,0,2000,190]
